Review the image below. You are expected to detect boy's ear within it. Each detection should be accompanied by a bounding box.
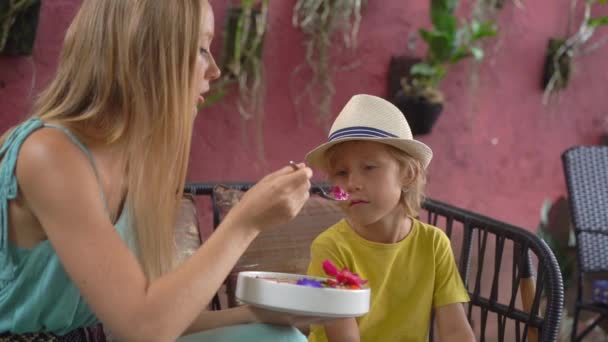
[400,161,421,187]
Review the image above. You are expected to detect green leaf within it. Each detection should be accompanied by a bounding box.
[198,88,227,108]
[419,28,434,44]
[598,0,607,4]
[449,47,469,63]
[470,46,484,60]
[471,21,497,40]
[588,16,608,28]
[419,29,454,63]
[410,62,438,77]
[430,65,448,86]
[431,11,457,36]
[431,0,458,15]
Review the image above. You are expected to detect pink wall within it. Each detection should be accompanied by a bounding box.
[1,0,607,233]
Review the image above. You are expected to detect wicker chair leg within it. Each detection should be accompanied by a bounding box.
[570,304,581,341]
[520,276,539,342]
[574,313,607,342]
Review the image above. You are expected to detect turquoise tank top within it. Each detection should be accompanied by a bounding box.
[0,118,135,335]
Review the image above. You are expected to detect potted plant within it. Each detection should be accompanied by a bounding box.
[0,0,41,56]
[387,0,497,135]
[542,0,608,104]
[536,197,576,291]
[292,0,367,128]
[202,0,269,120]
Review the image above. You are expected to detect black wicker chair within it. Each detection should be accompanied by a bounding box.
[421,198,563,342]
[562,146,608,341]
[185,182,563,342]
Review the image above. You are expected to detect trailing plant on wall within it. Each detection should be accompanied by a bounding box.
[0,0,41,56]
[388,0,497,135]
[203,0,269,121]
[292,0,367,128]
[465,0,511,126]
[536,198,576,290]
[542,0,608,104]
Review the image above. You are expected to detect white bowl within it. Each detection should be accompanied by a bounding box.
[235,271,371,318]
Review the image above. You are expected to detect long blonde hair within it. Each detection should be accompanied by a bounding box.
[27,0,206,279]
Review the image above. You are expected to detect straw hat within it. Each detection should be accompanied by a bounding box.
[305,94,433,169]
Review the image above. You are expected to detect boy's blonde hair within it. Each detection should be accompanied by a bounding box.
[325,144,426,217]
[385,145,426,217]
[16,0,207,279]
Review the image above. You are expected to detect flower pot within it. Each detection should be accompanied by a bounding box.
[387,55,420,99]
[387,55,443,135]
[392,90,443,135]
[0,0,41,56]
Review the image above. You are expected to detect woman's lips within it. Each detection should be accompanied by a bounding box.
[196,95,205,111]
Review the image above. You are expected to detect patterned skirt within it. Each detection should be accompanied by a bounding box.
[0,325,106,342]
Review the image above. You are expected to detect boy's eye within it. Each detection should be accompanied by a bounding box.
[364,165,377,170]
[199,48,209,55]
[334,170,347,177]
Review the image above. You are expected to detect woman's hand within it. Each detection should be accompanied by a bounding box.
[248,305,328,327]
[225,163,313,233]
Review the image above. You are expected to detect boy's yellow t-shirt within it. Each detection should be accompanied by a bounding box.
[307,218,469,342]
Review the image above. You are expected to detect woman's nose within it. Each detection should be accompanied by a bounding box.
[206,54,221,80]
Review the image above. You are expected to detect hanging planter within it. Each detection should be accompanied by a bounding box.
[203,0,268,119]
[541,1,608,104]
[386,0,497,136]
[541,38,572,92]
[0,0,41,56]
[388,56,443,135]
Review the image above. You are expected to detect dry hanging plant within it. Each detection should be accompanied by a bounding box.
[542,0,608,104]
[292,0,367,128]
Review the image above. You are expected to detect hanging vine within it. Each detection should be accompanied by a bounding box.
[542,0,608,104]
[466,0,506,128]
[292,0,366,128]
[203,0,269,121]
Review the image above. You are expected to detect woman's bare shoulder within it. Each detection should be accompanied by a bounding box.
[15,127,100,205]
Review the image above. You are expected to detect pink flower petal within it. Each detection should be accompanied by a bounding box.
[331,186,350,200]
[322,259,340,277]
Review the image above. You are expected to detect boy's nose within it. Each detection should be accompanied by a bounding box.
[345,174,363,192]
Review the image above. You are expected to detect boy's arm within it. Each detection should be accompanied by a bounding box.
[324,318,360,342]
[307,230,359,341]
[435,303,475,342]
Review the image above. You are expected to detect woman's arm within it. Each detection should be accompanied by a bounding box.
[435,303,475,342]
[185,305,328,335]
[16,130,312,341]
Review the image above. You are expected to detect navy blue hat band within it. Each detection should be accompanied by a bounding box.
[328,126,398,141]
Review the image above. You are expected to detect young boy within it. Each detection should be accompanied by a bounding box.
[305,94,474,341]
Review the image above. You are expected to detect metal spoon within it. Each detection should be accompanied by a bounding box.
[288,161,349,202]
